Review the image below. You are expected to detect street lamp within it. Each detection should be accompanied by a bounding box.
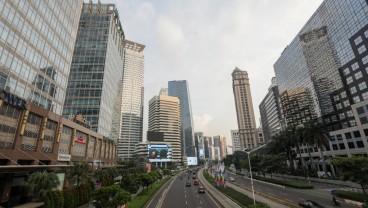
[243,143,268,205]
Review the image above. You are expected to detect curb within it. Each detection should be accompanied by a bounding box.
[143,176,173,208]
[229,181,300,208]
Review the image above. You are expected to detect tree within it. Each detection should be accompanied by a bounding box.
[91,185,131,208]
[262,154,288,178]
[333,156,368,195]
[138,173,154,190]
[269,130,297,171]
[68,162,92,187]
[162,169,171,176]
[304,121,330,172]
[23,171,60,199]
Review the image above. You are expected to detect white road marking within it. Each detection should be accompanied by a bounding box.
[186,201,187,205]
[185,194,186,198]
[197,194,199,197]
[200,201,202,205]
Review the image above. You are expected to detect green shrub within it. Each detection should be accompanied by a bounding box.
[253,176,314,189]
[336,190,368,202]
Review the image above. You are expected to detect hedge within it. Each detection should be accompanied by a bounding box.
[253,176,314,189]
[336,190,368,202]
[203,170,270,208]
[62,183,94,208]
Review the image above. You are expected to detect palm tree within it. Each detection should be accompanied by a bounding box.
[23,171,60,199]
[304,120,330,173]
[68,162,92,186]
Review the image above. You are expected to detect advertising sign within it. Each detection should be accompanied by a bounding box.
[199,149,204,157]
[187,157,198,165]
[57,154,71,161]
[147,144,172,162]
[75,135,86,144]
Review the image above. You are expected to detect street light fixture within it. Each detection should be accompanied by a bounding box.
[243,143,268,205]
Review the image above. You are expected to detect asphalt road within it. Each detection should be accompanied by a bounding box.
[161,172,221,208]
[226,171,358,208]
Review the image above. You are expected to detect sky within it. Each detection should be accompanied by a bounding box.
[101,0,323,147]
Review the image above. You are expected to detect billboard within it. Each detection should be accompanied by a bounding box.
[147,144,172,162]
[199,149,204,158]
[187,157,198,166]
[147,131,164,142]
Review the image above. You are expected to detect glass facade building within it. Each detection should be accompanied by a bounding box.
[63,3,125,139]
[168,80,195,157]
[0,0,83,114]
[274,0,368,165]
[259,77,282,141]
[117,40,145,160]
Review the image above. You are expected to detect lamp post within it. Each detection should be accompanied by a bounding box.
[243,143,268,205]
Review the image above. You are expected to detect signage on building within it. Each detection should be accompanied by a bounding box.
[57,154,71,161]
[75,135,86,144]
[0,90,27,109]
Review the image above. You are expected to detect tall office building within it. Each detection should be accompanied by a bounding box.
[232,67,257,150]
[63,2,125,140]
[0,0,83,114]
[203,136,213,160]
[117,40,145,160]
[194,132,204,160]
[231,130,241,152]
[274,0,368,165]
[168,80,195,157]
[259,78,283,141]
[213,135,227,159]
[148,91,181,162]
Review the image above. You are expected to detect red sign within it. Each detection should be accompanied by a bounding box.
[75,135,86,144]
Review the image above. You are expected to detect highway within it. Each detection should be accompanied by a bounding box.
[226,171,358,208]
[161,171,221,208]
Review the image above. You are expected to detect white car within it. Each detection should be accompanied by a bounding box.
[229,177,235,182]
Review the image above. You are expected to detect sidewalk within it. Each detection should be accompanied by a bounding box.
[198,169,241,208]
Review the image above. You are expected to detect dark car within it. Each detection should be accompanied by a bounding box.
[186,182,191,187]
[198,186,205,193]
[193,180,199,185]
[298,200,325,208]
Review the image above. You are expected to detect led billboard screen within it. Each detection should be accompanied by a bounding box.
[147,144,172,162]
[199,149,204,158]
[187,157,198,166]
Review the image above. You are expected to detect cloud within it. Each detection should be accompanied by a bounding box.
[193,114,214,133]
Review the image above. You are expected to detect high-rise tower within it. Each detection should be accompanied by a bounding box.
[117,40,145,160]
[168,80,195,157]
[0,0,83,114]
[148,90,181,162]
[63,2,125,140]
[232,67,257,150]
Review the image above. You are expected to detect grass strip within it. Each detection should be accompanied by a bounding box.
[336,190,368,202]
[203,170,270,208]
[128,176,171,208]
[253,176,314,189]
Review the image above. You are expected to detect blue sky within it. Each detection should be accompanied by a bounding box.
[100,0,323,147]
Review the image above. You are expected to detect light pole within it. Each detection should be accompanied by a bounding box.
[243,143,268,205]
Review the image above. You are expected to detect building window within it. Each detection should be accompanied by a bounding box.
[341,91,347,98]
[352,62,359,71]
[333,95,340,101]
[360,117,368,124]
[330,136,336,141]
[358,45,366,54]
[345,132,352,139]
[339,143,346,150]
[332,144,338,150]
[347,110,353,117]
[343,68,350,75]
[343,100,350,107]
[348,142,355,149]
[355,72,363,80]
[336,134,343,141]
[356,141,365,148]
[339,113,345,119]
[353,131,361,138]
[364,128,368,137]
[354,36,363,45]
[350,86,357,94]
[346,76,353,84]
[353,96,361,103]
[359,82,367,90]
[362,92,368,101]
[336,103,342,110]
[362,55,368,65]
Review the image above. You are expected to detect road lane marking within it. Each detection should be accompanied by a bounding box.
[200,201,202,205]
[185,194,186,198]
[186,201,187,205]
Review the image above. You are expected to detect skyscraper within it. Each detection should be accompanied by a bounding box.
[0,0,83,114]
[259,77,283,141]
[232,67,257,150]
[231,130,241,152]
[63,2,125,140]
[168,80,195,157]
[213,135,227,159]
[117,40,145,160]
[273,0,368,165]
[148,91,181,163]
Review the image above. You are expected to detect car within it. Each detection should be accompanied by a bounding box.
[192,175,197,179]
[198,186,205,193]
[193,180,199,185]
[298,200,325,208]
[186,182,191,187]
[229,177,235,182]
